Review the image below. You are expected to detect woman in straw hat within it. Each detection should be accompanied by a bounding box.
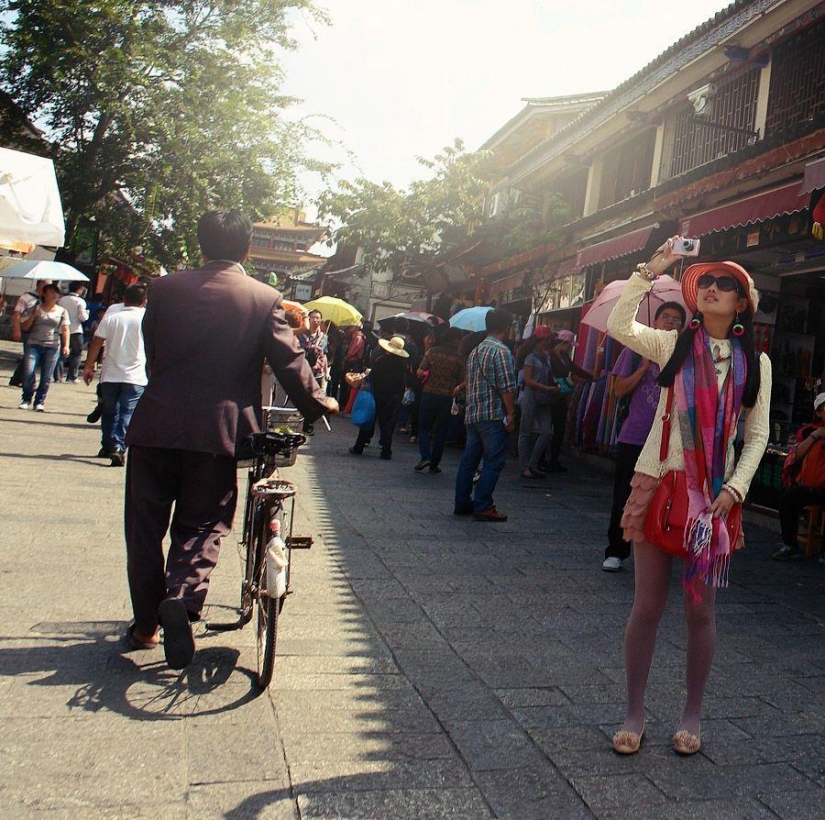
[349,335,409,460]
[606,239,771,756]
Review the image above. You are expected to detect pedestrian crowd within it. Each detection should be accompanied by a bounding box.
[7,223,825,762]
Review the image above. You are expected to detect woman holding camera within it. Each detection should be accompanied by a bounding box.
[606,240,771,756]
[19,283,70,412]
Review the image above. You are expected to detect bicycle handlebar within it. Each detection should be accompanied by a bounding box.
[247,430,307,456]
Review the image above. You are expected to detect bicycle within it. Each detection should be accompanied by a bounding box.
[206,427,312,688]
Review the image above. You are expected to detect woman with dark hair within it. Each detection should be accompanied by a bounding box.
[18,283,70,412]
[606,240,771,756]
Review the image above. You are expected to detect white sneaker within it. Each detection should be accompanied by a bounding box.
[34,404,45,412]
[18,401,31,410]
[602,556,622,572]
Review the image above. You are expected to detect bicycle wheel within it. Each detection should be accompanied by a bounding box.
[254,502,278,688]
[255,582,278,688]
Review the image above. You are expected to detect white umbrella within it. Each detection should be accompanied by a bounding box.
[0,147,65,247]
[0,259,89,282]
[581,274,687,335]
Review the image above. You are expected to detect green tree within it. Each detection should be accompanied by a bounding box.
[316,139,488,278]
[0,0,329,267]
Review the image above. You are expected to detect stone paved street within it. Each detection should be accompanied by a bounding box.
[2,338,825,819]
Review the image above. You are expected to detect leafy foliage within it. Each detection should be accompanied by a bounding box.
[499,191,572,254]
[316,139,488,276]
[0,0,330,267]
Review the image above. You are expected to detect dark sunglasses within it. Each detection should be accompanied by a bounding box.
[696,273,743,294]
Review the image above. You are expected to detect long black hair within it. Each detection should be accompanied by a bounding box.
[658,309,761,408]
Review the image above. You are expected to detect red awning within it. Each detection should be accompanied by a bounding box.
[555,258,579,277]
[575,224,658,268]
[680,182,810,237]
[487,270,525,298]
[800,157,825,196]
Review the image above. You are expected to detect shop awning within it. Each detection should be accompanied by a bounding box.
[800,156,825,196]
[487,270,525,299]
[680,182,810,237]
[575,223,659,268]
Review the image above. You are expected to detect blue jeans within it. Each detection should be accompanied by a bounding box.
[454,419,509,513]
[101,382,145,453]
[21,343,60,405]
[417,393,452,467]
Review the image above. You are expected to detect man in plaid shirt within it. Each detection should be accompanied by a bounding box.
[454,308,517,522]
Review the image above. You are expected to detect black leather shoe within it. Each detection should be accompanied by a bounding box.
[158,599,195,670]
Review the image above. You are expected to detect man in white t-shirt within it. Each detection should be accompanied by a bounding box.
[58,282,90,382]
[83,285,148,466]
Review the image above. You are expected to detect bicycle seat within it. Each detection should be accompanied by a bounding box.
[247,430,306,456]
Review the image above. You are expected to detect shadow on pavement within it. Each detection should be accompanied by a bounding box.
[0,620,263,722]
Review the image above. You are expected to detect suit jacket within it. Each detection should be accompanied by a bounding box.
[126,260,328,458]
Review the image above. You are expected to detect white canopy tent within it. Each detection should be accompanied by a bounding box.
[0,147,65,248]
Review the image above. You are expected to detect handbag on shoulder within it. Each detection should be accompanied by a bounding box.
[644,388,741,556]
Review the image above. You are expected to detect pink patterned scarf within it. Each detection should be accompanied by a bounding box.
[674,328,746,600]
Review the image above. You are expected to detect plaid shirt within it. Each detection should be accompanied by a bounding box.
[465,337,516,424]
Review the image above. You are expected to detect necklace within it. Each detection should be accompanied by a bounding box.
[711,342,731,375]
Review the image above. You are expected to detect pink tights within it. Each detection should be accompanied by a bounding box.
[621,539,716,737]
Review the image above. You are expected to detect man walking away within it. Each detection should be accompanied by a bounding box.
[82,284,147,466]
[58,282,90,383]
[123,210,337,670]
[454,308,517,522]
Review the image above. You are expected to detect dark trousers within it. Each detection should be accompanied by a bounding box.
[779,485,825,549]
[65,332,84,381]
[417,393,452,467]
[124,445,238,634]
[353,392,401,455]
[606,442,644,560]
[549,397,568,464]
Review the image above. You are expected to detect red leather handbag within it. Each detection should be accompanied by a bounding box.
[644,389,742,556]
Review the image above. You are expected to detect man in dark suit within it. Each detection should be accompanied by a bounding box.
[124,210,337,669]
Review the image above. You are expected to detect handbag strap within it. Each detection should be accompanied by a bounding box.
[659,387,673,463]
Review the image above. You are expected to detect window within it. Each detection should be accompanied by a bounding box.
[598,130,656,208]
[659,65,760,181]
[765,17,825,137]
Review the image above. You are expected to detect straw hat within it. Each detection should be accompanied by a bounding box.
[681,261,759,316]
[378,335,409,358]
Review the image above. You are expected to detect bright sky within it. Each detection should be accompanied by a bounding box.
[282,0,732,196]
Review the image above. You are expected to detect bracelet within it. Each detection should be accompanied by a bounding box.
[635,263,658,282]
[722,484,743,503]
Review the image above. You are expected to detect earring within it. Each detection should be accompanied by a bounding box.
[689,314,702,330]
[732,313,745,337]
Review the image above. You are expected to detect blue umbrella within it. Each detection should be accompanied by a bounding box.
[449,305,493,332]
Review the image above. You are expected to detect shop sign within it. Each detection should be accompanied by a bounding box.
[702,212,809,256]
[294,282,313,301]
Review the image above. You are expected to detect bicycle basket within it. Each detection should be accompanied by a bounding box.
[267,408,304,465]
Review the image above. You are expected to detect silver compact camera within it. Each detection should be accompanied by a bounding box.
[670,237,700,257]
